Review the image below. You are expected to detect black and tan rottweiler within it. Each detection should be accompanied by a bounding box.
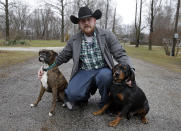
[93,64,149,127]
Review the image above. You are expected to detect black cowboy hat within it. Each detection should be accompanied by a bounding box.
[70,6,102,24]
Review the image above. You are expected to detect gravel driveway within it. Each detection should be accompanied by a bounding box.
[0,48,181,131]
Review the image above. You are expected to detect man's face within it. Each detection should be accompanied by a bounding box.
[79,17,96,36]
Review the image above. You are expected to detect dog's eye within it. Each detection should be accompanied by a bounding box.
[123,66,127,70]
[46,53,51,57]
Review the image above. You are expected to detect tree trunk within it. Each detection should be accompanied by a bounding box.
[112,8,116,33]
[61,0,64,42]
[135,29,140,47]
[5,0,9,41]
[105,0,109,29]
[149,0,154,50]
[135,0,142,48]
[135,0,138,45]
[171,0,180,56]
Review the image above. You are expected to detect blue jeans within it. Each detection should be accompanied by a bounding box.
[65,67,112,107]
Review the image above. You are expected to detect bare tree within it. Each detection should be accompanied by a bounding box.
[112,7,116,33]
[60,0,64,42]
[0,0,120,41]
[135,0,143,47]
[5,0,9,41]
[105,0,109,29]
[0,0,10,41]
[11,3,30,39]
[45,0,69,42]
[30,7,56,40]
[152,5,174,46]
[134,0,138,39]
[148,0,154,50]
[171,0,180,56]
[148,0,162,50]
[0,0,18,41]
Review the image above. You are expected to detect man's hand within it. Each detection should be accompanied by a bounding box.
[126,68,135,87]
[38,66,44,80]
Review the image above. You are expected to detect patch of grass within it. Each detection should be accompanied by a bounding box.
[0,51,37,68]
[124,45,181,73]
[0,39,66,47]
[1,39,181,73]
[0,39,5,46]
[28,40,66,47]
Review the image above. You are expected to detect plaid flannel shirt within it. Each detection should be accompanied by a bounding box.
[80,32,107,70]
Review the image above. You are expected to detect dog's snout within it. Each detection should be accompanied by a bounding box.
[39,56,44,62]
[115,72,120,77]
[39,53,48,63]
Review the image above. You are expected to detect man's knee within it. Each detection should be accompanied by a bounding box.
[65,87,86,102]
[96,68,112,84]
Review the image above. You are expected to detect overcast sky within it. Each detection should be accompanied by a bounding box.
[115,0,136,25]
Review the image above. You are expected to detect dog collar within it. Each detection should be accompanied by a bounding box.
[113,81,125,86]
[43,62,57,71]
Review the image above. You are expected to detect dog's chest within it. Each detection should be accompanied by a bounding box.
[41,72,48,89]
[110,84,129,103]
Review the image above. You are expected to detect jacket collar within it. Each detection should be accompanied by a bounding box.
[95,27,106,36]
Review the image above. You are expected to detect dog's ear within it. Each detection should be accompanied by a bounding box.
[130,69,135,81]
[113,64,119,73]
[51,50,58,57]
[54,52,58,57]
[39,50,42,55]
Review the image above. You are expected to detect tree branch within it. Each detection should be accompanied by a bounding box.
[0,1,5,6]
[45,2,62,11]
[153,0,162,17]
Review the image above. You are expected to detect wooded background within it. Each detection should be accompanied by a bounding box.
[0,0,180,55]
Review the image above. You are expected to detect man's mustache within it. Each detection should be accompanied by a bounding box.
[84,25,91,28]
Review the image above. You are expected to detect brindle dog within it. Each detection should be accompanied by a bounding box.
[30,49,67,116]
[93,64,149,127]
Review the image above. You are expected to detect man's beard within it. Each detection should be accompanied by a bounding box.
[82,25,95,36]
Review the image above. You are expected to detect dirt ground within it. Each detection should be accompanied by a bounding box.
[0,56,181,131]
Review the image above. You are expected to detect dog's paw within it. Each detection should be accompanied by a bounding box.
[141,117,148,124]
[93,111,102,116]
[108,117,122,127]
[30,104,36,107]
[49,112,54,117]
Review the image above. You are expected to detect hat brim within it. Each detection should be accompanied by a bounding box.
[70,9,102,24]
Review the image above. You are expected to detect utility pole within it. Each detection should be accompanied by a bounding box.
[171,0,180,56]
